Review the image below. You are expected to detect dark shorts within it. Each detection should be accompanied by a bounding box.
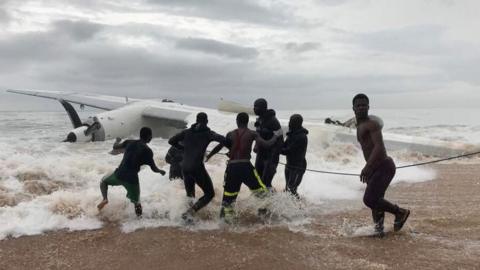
[102,173,140,203]
[363,157,397,212]
[223,161,267,202]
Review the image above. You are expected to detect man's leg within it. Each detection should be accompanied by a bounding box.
[182,167,214,224]
[255,156,265,180]
[363,159,410,232]
[182,170,196,198]
[371,209,385,236]
[363,163,397,213]
[245,164,268,197]
[261,159,278,189]
[284,167,291,192]
[285,167,304,199]
[220,164,242,224]
[190,166,215,212]
[123,181,141,217]
[98,173,121,210]
[244,163,270,217]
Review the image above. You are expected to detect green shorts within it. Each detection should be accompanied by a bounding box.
[102,173,140,203]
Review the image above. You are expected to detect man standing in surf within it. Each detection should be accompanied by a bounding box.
[98,127,166,217]
[353,93,410,236]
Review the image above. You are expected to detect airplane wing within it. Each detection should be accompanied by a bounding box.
[6,88,239,141]
[7,89,137,110]
[141,104,193,130]
[140,102,235,130]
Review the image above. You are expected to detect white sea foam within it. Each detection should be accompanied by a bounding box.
[0,109,478,239]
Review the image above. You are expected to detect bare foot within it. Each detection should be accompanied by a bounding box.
[97,200,108,210]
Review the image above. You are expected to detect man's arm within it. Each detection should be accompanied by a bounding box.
[205,132,231,161]
[146,150,166,175]
[360,121,387,182]
[281,134,306,156]
[109,139,133,155]
[113,138,132,150]
[205,144,224,162]
[210,131,226,144]
[168,130,186,150]
[254,129,282,148]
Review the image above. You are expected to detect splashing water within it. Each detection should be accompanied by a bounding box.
[0,109,478,239]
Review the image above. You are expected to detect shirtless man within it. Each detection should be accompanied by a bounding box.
[206,112,281,224]
[353,93,410,236]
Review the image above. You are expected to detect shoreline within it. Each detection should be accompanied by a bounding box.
[1,164,479,270]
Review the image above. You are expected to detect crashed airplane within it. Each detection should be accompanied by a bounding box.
[7,89,474,156]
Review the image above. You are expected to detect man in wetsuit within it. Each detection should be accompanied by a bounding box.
[97,127,166,217]
[253,98,284,191]
[206,112,281,223]
[281,114,308,199]
[353,93,410,236]
[165,145,184,180]
[168,112,225,222]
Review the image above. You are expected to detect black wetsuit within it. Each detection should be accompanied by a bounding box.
[281,127,308,197]
[254,109,283,188]
[168,124,225,212]
[363,157,399,222]
[165,145,183,180]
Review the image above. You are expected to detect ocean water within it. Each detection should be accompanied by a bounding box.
[0,108,479,239]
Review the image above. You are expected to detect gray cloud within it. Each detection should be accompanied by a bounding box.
[0,8,9,23]
[436,53,480,85]
[176,37,258,59]
[146,0,290,25]
[285,42,320,53]
[0,33,66,64]
[313,0,352,6]
[0,20,475,110]
[351,24,480,86]
[53,20,104,42]
[0,20,104,72]
[354,25,447,55]
[1,2,480,110]
[0,21,258,107]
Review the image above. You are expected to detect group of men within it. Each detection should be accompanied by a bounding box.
[166,98,308,224]
[97,94,410,236]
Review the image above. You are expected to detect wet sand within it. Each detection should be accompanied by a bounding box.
[1,164,479,270]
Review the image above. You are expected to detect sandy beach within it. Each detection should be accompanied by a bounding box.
[1,164,479,270]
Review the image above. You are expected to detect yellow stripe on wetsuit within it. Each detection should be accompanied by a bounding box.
[253,169,267,190]
[224,191,239,197]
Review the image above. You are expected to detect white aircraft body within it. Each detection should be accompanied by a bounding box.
[6,89,475,156]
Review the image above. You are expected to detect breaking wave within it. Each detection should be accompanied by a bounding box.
[0,110,478,239]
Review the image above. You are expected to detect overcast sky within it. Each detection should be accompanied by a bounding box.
[0,0,479,110]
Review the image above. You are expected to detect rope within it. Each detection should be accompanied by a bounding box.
[281,150,480,176]
[279,161,360,176]
[395,150,480,169]
[210,150,480,177]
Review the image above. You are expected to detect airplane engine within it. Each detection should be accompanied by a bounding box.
[63,102,146,142]
[64,126,92,143]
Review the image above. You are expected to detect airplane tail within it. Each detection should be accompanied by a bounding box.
[217,98,254,115]
[59,99,83,128]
